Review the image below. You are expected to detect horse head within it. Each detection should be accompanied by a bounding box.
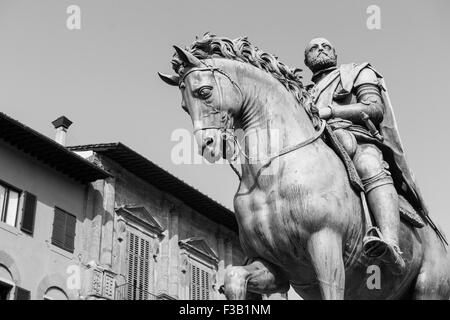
[159,46,243,163]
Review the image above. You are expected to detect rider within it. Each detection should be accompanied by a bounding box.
[303,37,416,272]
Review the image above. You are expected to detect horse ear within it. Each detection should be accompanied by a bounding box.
[173,45,202,68]
[158,72,179,86]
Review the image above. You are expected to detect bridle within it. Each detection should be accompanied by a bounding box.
[179,61,326,181]
[179,62,244,178]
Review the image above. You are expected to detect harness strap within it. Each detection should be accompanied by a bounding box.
[266,120,326,164]
[227,120,326,181]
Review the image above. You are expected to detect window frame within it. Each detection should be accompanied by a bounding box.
[0,180,22,228]
[179,238,219,300]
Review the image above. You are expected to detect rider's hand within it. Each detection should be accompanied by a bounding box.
[319,105,333,120]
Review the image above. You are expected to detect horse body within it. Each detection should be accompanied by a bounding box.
[160,39,450,299]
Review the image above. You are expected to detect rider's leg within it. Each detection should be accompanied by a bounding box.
[223,258,290,300]
[353,144,405,271]
[333,129,358,158]
[307,228,345,300]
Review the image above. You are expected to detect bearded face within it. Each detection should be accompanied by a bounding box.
[304,38,338,73]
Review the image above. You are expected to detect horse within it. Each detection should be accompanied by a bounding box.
[159,34,450,300]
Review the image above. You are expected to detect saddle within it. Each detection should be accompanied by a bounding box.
[324,124,424,228]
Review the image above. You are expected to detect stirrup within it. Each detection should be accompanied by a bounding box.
[363,227,406,275]
[363,227,388,258]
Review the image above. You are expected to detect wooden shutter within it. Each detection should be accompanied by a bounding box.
[64,214,76,252]
[190,263,211,300]
[21,192,37,235]
[15,287,30,300]
[52,208,66,248]
[201,269,210,300]
[52,208,76,253]
[127,232,150,300]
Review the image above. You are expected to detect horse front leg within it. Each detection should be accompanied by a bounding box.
[223,258,290,300]
[307,228,346,300]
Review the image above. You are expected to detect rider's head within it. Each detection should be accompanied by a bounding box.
[304,37,337,73]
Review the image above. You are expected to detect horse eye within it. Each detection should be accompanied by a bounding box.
[197,86,212,99]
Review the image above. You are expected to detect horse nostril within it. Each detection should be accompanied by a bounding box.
[205,137,214,146]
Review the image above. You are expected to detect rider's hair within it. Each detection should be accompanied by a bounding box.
[171,33,321,129]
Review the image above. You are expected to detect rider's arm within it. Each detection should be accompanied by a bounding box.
[322,68,386,126]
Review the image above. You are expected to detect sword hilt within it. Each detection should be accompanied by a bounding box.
[361,112,383,142]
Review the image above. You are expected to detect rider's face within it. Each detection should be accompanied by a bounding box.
[304,38,337,73]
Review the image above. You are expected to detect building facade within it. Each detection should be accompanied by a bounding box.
[70,143,247,300]
[0,113,109,300]
[0,113,258,300]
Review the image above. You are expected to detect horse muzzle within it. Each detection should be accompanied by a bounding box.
[200,136,222,163]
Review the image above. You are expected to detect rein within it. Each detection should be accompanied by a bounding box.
[251,119,326,164]
[180,63,326,181]
[231,120,326,180]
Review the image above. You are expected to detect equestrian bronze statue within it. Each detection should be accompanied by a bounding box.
[159,33,450,299]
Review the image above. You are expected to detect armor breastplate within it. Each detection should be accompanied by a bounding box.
[312,75,357,117]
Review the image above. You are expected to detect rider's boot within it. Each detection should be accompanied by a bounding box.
[361,174,406,275]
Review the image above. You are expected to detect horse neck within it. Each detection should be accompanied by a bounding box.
[232,63,317,160]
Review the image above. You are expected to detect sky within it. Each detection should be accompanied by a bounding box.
[0,0,449,238]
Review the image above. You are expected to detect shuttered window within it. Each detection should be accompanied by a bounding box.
[190,263,211,300]
[51,207,76,253]
[127,232,150,300]
[21,192,37,235]
[14,287,30,300]
[0,183,20,227]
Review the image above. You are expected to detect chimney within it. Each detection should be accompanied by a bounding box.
[52,116,73,146]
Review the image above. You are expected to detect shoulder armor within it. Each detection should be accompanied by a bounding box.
[354,67,379,88]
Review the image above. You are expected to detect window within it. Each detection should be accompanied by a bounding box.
[51,207,76,253]
[0,283,29,300]
[190,262,211,300]
[43,287,68,300]
[0,281,12,300]
[0,265,14,300]
[179,238,218,300]
[0,183,20,227]
[126,231,151,300]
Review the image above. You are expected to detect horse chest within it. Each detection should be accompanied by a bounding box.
[234,186,310,261]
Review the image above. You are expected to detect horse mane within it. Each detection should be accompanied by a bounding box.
[171,33,321,129]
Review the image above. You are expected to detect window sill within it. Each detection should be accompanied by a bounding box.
[0,222,20,236]
[47,241,75,260]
